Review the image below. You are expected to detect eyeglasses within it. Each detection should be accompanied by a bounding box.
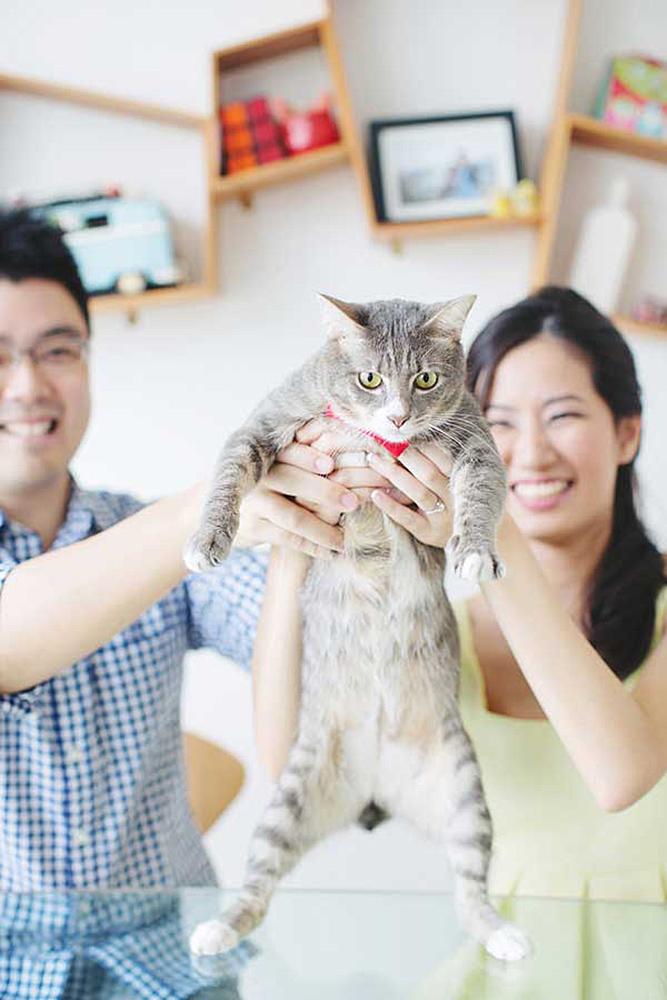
[0,336,89,381]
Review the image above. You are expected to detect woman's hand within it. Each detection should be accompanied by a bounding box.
[236,421,452,555]
[367,441,453,547]
[294,419,453,548]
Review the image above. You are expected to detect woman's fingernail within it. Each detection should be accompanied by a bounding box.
[371,489,387,504]
[315,456,333,473]
[341,492,358,510]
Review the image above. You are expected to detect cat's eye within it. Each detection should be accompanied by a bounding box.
[358,371,383,390]
[414,371,439,390]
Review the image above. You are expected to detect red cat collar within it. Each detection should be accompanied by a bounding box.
[324,403,410,458]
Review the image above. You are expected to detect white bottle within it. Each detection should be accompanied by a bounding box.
[568,178,638,314]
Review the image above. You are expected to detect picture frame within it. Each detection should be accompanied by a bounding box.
[369,111,523,224]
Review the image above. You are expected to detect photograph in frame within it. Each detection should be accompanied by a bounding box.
[369,111,523,223]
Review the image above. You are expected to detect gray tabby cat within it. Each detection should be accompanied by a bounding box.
[187,295,531,962]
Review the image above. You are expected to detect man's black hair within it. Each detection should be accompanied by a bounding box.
[0,207,90,328]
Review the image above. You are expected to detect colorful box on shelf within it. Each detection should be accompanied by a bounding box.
[246,97,287,165]
[272,93,340,155]
[218,92,342,175]
[219,96,287,175]
[595,55,667,139]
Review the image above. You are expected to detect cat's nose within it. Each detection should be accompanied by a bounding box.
[389,415,408,428]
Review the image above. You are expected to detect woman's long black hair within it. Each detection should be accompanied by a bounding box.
[466,285,665,681]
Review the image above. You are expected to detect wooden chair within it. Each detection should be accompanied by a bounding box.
[183,732,245,834]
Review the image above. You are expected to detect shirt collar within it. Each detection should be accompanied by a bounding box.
[59,478,121,539]
[0,476,120,546]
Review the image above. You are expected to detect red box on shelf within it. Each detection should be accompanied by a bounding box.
[219,96,287,174]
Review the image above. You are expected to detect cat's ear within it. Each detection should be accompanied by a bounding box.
[318,293,367,339]
[422,294,477,340]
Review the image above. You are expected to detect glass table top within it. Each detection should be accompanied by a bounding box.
[0,886,665,998]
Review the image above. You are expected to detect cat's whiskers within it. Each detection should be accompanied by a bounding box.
[424,422,469,452]
[426,416,495,456]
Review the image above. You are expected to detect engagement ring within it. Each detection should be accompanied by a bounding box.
[421,498,446,515]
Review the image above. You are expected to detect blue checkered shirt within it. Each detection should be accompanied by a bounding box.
[0,890,252,999]
[0,483,268,891]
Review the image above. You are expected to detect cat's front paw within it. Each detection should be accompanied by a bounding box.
[184,526,233,572]
[485,922,532,962]
[189,918,239,956]
[447,536,505,582]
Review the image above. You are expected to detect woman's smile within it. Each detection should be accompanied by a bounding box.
[511,477,574,510]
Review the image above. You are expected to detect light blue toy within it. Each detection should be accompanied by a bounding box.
[40,196,181,295]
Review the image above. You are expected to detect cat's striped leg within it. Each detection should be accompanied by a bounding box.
[441,723,531,961]
[190,737,360,956]
[383,720,531,961]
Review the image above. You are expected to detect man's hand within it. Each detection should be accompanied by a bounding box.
[233,428,350,558]
[233,419,395,557]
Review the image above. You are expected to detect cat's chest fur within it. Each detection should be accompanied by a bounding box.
[299,486,458,753]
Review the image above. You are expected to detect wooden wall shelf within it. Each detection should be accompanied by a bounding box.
[214,22,321,73]
[0,73,218,320]
[90,282,212,319]
[211,141,349,203]
[371,213,542,244]
[532,0,667,307]
[613,315,667,340]
[569,113,667,166]
[0,72,205,130]
[211,18,357,206]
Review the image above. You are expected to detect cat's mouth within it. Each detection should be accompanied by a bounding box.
[377,422,411,443]
[325,404,411,457]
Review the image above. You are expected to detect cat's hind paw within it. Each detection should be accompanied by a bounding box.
[485,923,532,962]
[447,537,505,582]
[184,528,232,573]
[189,918,239,956]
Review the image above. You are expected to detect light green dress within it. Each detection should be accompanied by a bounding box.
[456,586,667,903]
[413,588,667,999]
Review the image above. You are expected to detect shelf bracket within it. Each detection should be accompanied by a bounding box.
[237,191,254,210]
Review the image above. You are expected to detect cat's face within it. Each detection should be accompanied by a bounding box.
[321,296,475,442]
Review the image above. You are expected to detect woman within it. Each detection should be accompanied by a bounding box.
[250,286,667,991]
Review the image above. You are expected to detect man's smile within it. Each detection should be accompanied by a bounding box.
[0,417,59,438]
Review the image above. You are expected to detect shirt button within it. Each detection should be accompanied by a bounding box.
[66,744,84,764]
[73,828,89,847]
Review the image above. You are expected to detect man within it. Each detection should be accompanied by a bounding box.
[0,208,355,892]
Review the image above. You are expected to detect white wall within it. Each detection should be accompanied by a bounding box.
[1,0,666,891]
